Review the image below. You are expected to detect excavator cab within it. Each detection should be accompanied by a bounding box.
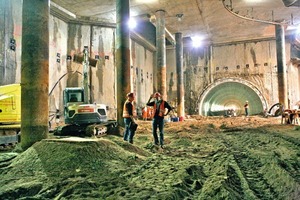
[64,88,84,103]
[63,88,108,125]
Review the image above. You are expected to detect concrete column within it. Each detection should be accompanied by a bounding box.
[116,0,130,126]
[275,24,288,109]
[209,45,213,83]
[155,10,167,99]
[21,0,49,149]
[175,32,185,118]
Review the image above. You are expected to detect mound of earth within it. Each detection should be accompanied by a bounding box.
[0,116,300,199]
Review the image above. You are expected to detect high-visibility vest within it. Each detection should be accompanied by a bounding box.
[123,100,136,118]
[153,101,165,117]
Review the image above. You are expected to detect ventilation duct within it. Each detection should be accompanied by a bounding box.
[282,0,300,7]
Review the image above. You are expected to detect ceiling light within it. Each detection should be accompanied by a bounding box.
[191,36,203,48]
[296,25,300,34]
[128,18,137,30]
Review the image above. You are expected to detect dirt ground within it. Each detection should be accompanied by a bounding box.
[0,115,300,200]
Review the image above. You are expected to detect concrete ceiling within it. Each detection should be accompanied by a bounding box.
[51,0,300,44]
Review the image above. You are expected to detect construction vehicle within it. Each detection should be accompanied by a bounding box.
[53,46,118,136]
[0,84,21,147]
[54,87,117,136]
[0,46,117,145]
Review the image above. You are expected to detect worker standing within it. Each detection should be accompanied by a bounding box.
[146,92,172,148]
[142,106,148,120]
[244,101,249,117]
[122,92,136,144]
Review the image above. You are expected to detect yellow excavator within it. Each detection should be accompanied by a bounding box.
[0,83,21,146]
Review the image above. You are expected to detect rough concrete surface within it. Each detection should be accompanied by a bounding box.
[0,116,300,199]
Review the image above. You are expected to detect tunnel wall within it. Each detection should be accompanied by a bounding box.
[0,0,22,85]
[198,78,267,116]
[166,39,300,115]
[0,2,155,123]
[131,40,155,112]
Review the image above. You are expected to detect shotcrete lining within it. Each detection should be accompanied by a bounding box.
[199,79,266,116]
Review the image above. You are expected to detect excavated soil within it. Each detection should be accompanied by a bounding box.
[0,116,300,199]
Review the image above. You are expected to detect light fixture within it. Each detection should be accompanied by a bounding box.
[191,36,203,48]
[176,14,184,21]
[128,18,137,30]
[296,25,300,33]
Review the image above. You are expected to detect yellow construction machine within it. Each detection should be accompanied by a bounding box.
[0,84,21,146]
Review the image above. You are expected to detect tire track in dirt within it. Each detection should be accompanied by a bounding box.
[120,152,208,199]
[216,133,275,199]
[245,128,300,184]
[220,128,300,200]
[232,149,278,199]
[263,130,300,185]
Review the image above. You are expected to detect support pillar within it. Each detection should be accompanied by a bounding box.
[155,10,167,99]
[21,0,49,149]
[116,0,130,126]
[208,45,213,84]
[275,24,288,109]
[175,32,185,118]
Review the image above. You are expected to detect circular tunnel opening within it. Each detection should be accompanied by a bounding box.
[199,79,266,116]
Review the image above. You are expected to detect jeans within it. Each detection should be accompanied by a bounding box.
[152,117,164,145]
[245,108,249,116]
[123,118,135,143]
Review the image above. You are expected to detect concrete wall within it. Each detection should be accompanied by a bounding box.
[131,40,155,112]
[49,15,68,119]
[213,40,279,107]
[0,0,22,85]
[0,2,156,122]
[90,26,116,118]
[166,39,300,115]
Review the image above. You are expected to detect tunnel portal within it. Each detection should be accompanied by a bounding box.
[199,78,267,116]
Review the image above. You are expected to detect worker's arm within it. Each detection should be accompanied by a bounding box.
[164,101,173,116]
[146,95,155,106]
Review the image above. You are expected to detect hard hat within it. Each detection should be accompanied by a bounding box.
[154,92,161,97]
[127,92,134,98]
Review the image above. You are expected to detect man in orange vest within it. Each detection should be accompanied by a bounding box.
[122,92,136,144]
[146,92,172,148]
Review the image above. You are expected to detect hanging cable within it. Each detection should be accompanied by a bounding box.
[222,0,287,26]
